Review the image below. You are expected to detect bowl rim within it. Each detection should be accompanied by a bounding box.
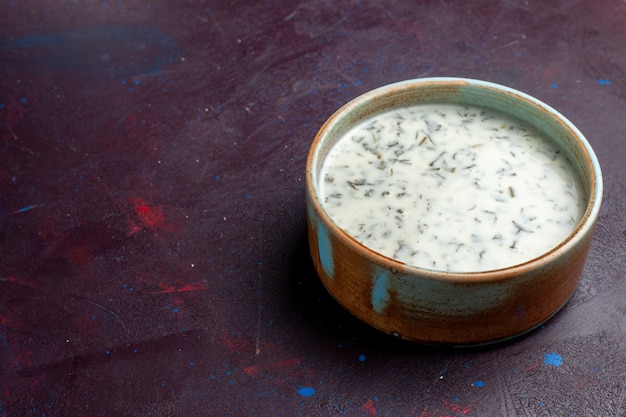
[306,77,603,283]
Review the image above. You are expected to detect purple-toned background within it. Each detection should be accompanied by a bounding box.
[1,1,625,416]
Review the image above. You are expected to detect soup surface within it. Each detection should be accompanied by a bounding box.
[318,104,584,272]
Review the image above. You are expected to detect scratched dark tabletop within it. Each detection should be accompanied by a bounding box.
[1,1,625,416]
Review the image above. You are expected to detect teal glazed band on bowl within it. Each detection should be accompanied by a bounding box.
[305,77,603,346]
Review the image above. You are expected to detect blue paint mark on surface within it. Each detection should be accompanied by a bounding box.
[297,387,316,397]
[551,83,558,89]
[598,79,612,85]
[475,380,485,387]
[317,223,334,279]
[544,352,563,367]
[12,204,42,213]
[358,354,366,362]
[0,25,179,76]
[371,269,390,314]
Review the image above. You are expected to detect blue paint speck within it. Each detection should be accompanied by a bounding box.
[297,387,316,397]
[544,352,563,367]
[598,79,612,85]
[551,83,558,89]
[475,380,485,387]
[358,354,366,362]
[14,205,38,213]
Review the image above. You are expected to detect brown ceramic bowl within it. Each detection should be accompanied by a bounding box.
[305,78,603,346]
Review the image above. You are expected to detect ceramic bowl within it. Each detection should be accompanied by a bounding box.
[305,77,603,346]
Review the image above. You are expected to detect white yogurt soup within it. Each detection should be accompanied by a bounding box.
[318,104,585,272]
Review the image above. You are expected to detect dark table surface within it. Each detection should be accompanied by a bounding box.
[1,1,625,416]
